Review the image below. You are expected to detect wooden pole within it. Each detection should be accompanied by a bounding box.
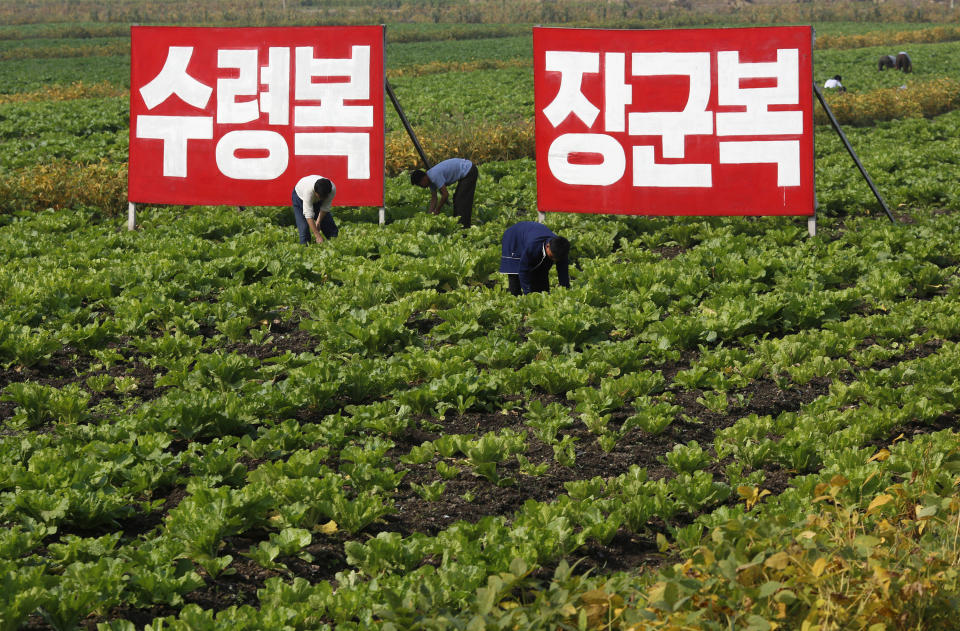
[814,84,895,223]
[385,80,431,169]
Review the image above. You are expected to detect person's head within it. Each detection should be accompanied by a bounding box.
[833,75,842,82]
[410,169,429,188]
[545,236,570,262]
[314,177,333,199]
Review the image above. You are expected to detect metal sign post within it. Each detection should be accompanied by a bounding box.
[385,78,432,226]
[814,84,895,223]
[386,79,431,171]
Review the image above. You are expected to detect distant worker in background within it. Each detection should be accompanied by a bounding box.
[410,157,479,228]
[823,75,846,92]
[878,54,896,70]
[896,51,912,73]
[499,221,570,295]
[292,175,338,245]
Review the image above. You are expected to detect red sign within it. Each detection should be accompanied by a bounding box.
[534,26,814,216]
[129,26,384,207]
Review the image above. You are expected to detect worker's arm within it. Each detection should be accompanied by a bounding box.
[517,268,534,294]
[306,213,325,243]
[428,187,443,214]
[556,259,570,288]
[430,186,447,213]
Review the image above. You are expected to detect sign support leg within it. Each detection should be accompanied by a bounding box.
[379,207,386,225]
[808,194,818,237]
[814,84,895,222]
[128,202,137,231]
[386,80,431,170]
[537,211,546,224]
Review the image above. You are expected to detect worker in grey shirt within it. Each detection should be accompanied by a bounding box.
[410,158,479,228]
[292,175,337,245]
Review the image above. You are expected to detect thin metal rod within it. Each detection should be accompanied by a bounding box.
[814,84,895,223]
[385,79,431,170]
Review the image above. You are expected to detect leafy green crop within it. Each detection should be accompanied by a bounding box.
[3,13,960,631]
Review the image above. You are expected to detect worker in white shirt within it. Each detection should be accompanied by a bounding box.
[292,175,338,245]
[823,75,845,92]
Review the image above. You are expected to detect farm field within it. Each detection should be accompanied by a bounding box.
[3,1,960,629]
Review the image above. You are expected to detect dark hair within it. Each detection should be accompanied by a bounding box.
[548,236,570,261]
[314,178,333,199]
[410,169,427,186]
[833,75,842,81]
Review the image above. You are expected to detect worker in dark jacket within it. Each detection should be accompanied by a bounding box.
[896,51,912,73]
[499,221,570,295]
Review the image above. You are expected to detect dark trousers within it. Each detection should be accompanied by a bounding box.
[452,165,478,228]
[292,190,338,244]
[507,271,550,296]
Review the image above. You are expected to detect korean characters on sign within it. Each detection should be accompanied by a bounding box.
[129,26,384,207]
[533,26,815,216]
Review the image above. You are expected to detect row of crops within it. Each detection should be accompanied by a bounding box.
[3,23,960,217]
[4,163,960,629]
[1,26,958,91]
[3,7,960,630]
[4,96,960,218]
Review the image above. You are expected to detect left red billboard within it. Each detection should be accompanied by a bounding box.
[129,26,385,207]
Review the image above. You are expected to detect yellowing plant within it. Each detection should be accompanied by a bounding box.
[626,472,960,630]
[817,26,960,50]
[817,78,960,126]
[385,121,533,175]
[0,81,126,105]
[0,159,127,214]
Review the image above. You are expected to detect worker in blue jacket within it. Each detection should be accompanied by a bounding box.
[499,221,570,295]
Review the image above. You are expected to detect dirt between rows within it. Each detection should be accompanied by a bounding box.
[6,321,954,629]
[26,371,951,631]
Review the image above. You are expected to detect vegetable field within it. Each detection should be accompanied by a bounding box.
[3,2,960,630]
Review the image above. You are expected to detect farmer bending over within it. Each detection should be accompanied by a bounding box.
[292,175,338,245]
[823,75,845,92]
[500,221,570,295]
[410,158,479,228]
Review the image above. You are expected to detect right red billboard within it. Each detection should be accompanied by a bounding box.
[534,26,814,216]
